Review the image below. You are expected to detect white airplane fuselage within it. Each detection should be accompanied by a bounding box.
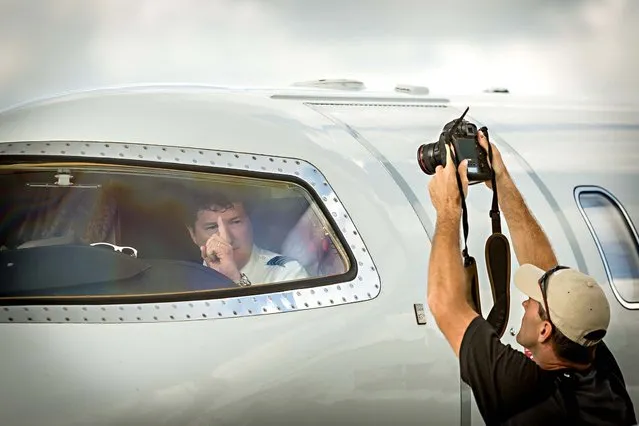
[0,86,637,425]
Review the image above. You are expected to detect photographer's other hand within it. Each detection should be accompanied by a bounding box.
[477,130,506,189]
[202,216,241,282]
[428,144,469,218]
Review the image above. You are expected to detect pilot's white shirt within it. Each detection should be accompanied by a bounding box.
[205,244,308,285]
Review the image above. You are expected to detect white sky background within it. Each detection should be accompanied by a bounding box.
[0,0,637,110]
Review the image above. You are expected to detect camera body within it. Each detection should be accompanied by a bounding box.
[417,112,492,182]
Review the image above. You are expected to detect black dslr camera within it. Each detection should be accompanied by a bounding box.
[417,107,492,182]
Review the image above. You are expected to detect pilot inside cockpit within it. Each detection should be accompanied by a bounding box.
[183,189,309,287]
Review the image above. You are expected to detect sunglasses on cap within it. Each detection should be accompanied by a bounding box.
[537,265,570,328]
[90,242,138,258]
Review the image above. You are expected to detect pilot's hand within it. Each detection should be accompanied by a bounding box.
[429,144,468,218]
[477,130,505,189]
[202,216,241,282]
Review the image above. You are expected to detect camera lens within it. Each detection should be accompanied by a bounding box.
[417,142,442,175]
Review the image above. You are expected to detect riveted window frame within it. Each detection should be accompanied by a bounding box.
[0,140,381,323]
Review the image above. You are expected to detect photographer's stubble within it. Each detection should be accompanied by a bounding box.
[187,203,254,282]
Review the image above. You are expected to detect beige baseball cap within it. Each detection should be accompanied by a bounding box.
[514,264,611,347]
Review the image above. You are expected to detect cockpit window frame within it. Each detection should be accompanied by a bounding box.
[575,185,639,310]
[0,140,381,323]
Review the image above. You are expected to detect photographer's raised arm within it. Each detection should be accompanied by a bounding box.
[427,147,480,358]
[478,131,558,271]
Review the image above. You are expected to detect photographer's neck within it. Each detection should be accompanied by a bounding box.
[532,345,592,372]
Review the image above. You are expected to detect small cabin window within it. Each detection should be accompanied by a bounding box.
[0,162,351,300]
[577,188,639,307]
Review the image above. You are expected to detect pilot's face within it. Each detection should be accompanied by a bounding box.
[188,202,254,270]
[516,297,546,351]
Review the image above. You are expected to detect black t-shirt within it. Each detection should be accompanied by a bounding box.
[459,316,637,425]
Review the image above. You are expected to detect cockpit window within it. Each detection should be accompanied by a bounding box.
[0,163,350,300]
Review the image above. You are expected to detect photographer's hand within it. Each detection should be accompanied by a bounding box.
[428,144,469,218]
[477,130,505,190]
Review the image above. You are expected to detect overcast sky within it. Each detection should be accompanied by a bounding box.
[1,0,637,111]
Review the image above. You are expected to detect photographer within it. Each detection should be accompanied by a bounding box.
[426,130,636,425]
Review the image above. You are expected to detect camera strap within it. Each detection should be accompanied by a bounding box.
[482,127,511,339]
[452,148,482,315]
[453,127,511,337]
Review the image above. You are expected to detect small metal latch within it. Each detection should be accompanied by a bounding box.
[55,169,73,186]
[413,303,427,325]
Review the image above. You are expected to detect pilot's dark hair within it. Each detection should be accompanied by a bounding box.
[183,188,246,229]
[538,304,597,365]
